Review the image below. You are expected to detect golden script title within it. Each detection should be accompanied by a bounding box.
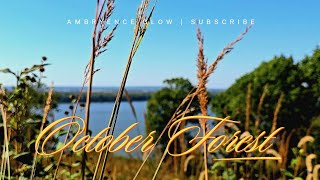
[35,115,284,161]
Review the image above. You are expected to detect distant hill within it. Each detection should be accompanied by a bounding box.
[55,87,225,103]
[5,86,225,103]
[54,86,224,93]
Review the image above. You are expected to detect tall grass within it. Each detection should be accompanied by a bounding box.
[30,83,54,179]
[132,25,253,180]
[82,0,117,178]
[92,0,158,179]
[0,88,10,180]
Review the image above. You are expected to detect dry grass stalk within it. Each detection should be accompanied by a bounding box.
[0,88,10,179]
[93,0,158,178]
[53,80,87,179]
[198,170,206,180]
[52,1,117,178]
[124,88,142,159]
[195,27,209,180]
[133,88,197,180]
[82,0,117,179]
[204,24,253,79]
[306,174,313,180]
[278,130,294,168]
[245,83,252,131]
[0,147,4,179]
[254,84,268,131]
[196,27,209,119]
[184,155,195,172]
[30,83,54,179]
[124,88,141,135]
[271,93,284,132]
[150,92,198,180]
[137,25,253,180]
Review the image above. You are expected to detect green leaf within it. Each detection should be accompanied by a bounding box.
[0,68,16,76]
[280,169,294,178]
[24,118,41,124]
[211,161,226,170]
[21,63,50,75]
[56,142,66,151]
[27,139,36,148]
[294,177,304,180]
[59,169,70,176]
[55,129,68,137]
[60,162,72,168]
[71,162,81,167]
[70,172,80,179]
[13,152,30,159]
[44,164,54,172]
[0,68,12,73]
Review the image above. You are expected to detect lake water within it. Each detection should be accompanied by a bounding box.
[52,101,147,157]
[53,101,215,156]
[54,101,215,136]
[54,101,148,137]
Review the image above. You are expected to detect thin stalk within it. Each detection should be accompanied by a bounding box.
[0,145,5,179]
[93,2,158,179]
[245,83,252,131]
[81,56,95,180]
[30,84,54,179]
[80,0,103,176]
[53,81,86,179]
[151,92,197,180]
[254,84,268,132]
[202,126,208,180]
[0,89,10,180]
[133,88,197,179]
[124,89,141,136]
[135,25,252,179]
[271,93,284,132]
[97,29,141,180]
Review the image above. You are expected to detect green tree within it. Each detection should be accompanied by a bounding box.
[211,48,320,134]
[145,77,200,148]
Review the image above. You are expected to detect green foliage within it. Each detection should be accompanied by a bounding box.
[0,58,60,178]
[0,61,50,151]
[211,48,320,132]
[145,77,200,147]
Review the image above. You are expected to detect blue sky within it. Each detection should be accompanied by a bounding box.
[0,0,319,88]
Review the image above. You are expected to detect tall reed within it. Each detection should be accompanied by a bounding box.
[0,88,10,180]
[271,93,284,132]
[254,84,268,132]
[92,0,158,179]
[134,25,253,179]
[82,0,117,178]
[245,83,252,131]
[30,83,54,179]
[51,1,117,179]
[196,27,209,180]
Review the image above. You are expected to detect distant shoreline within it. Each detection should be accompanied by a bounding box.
[3,86,224,103]
[55,91,153,103]
[54,86,224,103]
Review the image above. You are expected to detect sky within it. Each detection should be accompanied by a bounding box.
[0,0,319,89]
